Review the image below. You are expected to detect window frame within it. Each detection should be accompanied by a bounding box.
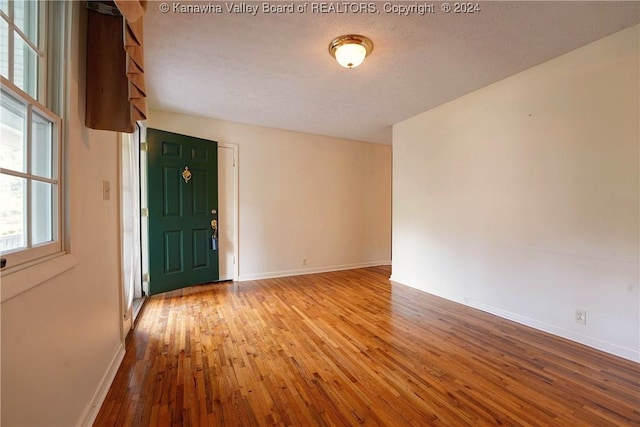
[1,0,44,102]
[1,76,62,267]
[1,0,67,276]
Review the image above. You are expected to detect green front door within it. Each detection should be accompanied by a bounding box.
[147,129,219,295]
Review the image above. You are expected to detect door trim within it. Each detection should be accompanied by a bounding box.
[218,142,239,281]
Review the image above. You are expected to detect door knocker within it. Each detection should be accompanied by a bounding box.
[182,166,192,183]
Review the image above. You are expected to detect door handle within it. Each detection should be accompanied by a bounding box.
[211,209,218,237]
[211,211,219,251]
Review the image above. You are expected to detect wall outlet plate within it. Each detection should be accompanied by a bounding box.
[575,309,587,325]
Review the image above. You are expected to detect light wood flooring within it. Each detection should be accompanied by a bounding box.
[94,266,640,426]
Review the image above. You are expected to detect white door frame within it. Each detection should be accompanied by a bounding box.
[139,124,149,295]
[217,142,239,281]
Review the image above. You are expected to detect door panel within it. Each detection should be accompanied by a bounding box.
[164,230,183,274]
[191,169,209,214]
[148,129,219,295]
[192,228,210,268]
[163,167,182,216]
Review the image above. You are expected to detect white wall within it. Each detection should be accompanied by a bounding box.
[392,25,639,362]
[1,5,124,426]
[147,111,392,280]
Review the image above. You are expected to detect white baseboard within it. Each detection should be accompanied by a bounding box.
[76,342,126,427]
[465,298,640,363]
[237,260,391,282]
[389,276,640,364]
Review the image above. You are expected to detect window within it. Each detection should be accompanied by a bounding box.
[1,1,64,269]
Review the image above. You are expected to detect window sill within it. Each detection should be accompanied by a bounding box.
[1,253,78,303]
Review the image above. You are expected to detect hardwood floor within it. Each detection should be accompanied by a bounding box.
[94,266,640,426]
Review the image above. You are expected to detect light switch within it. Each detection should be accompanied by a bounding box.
[103,180,111,200]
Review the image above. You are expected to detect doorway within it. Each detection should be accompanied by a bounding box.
[120,126,238,335]
[139,128,238,294]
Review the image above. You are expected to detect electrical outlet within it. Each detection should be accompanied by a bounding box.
[575,309,587,325]
[302,258,307,266]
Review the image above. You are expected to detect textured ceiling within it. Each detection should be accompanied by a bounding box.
[145,1,640,144]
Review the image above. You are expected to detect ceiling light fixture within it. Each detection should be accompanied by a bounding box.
[328,34,373,69]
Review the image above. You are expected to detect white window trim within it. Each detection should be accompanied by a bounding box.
[1,253,77,302]
[0,1,71,301]
[1,76,62,265]
[0,1,45,102]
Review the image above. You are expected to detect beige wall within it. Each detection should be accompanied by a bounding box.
[392,25,640,361]
[1,5,124,425]
[147,111,392,280]
[1,8,391,423]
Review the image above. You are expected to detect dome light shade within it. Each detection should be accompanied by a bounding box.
[335,43,366,68]
[329,35,373,69]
